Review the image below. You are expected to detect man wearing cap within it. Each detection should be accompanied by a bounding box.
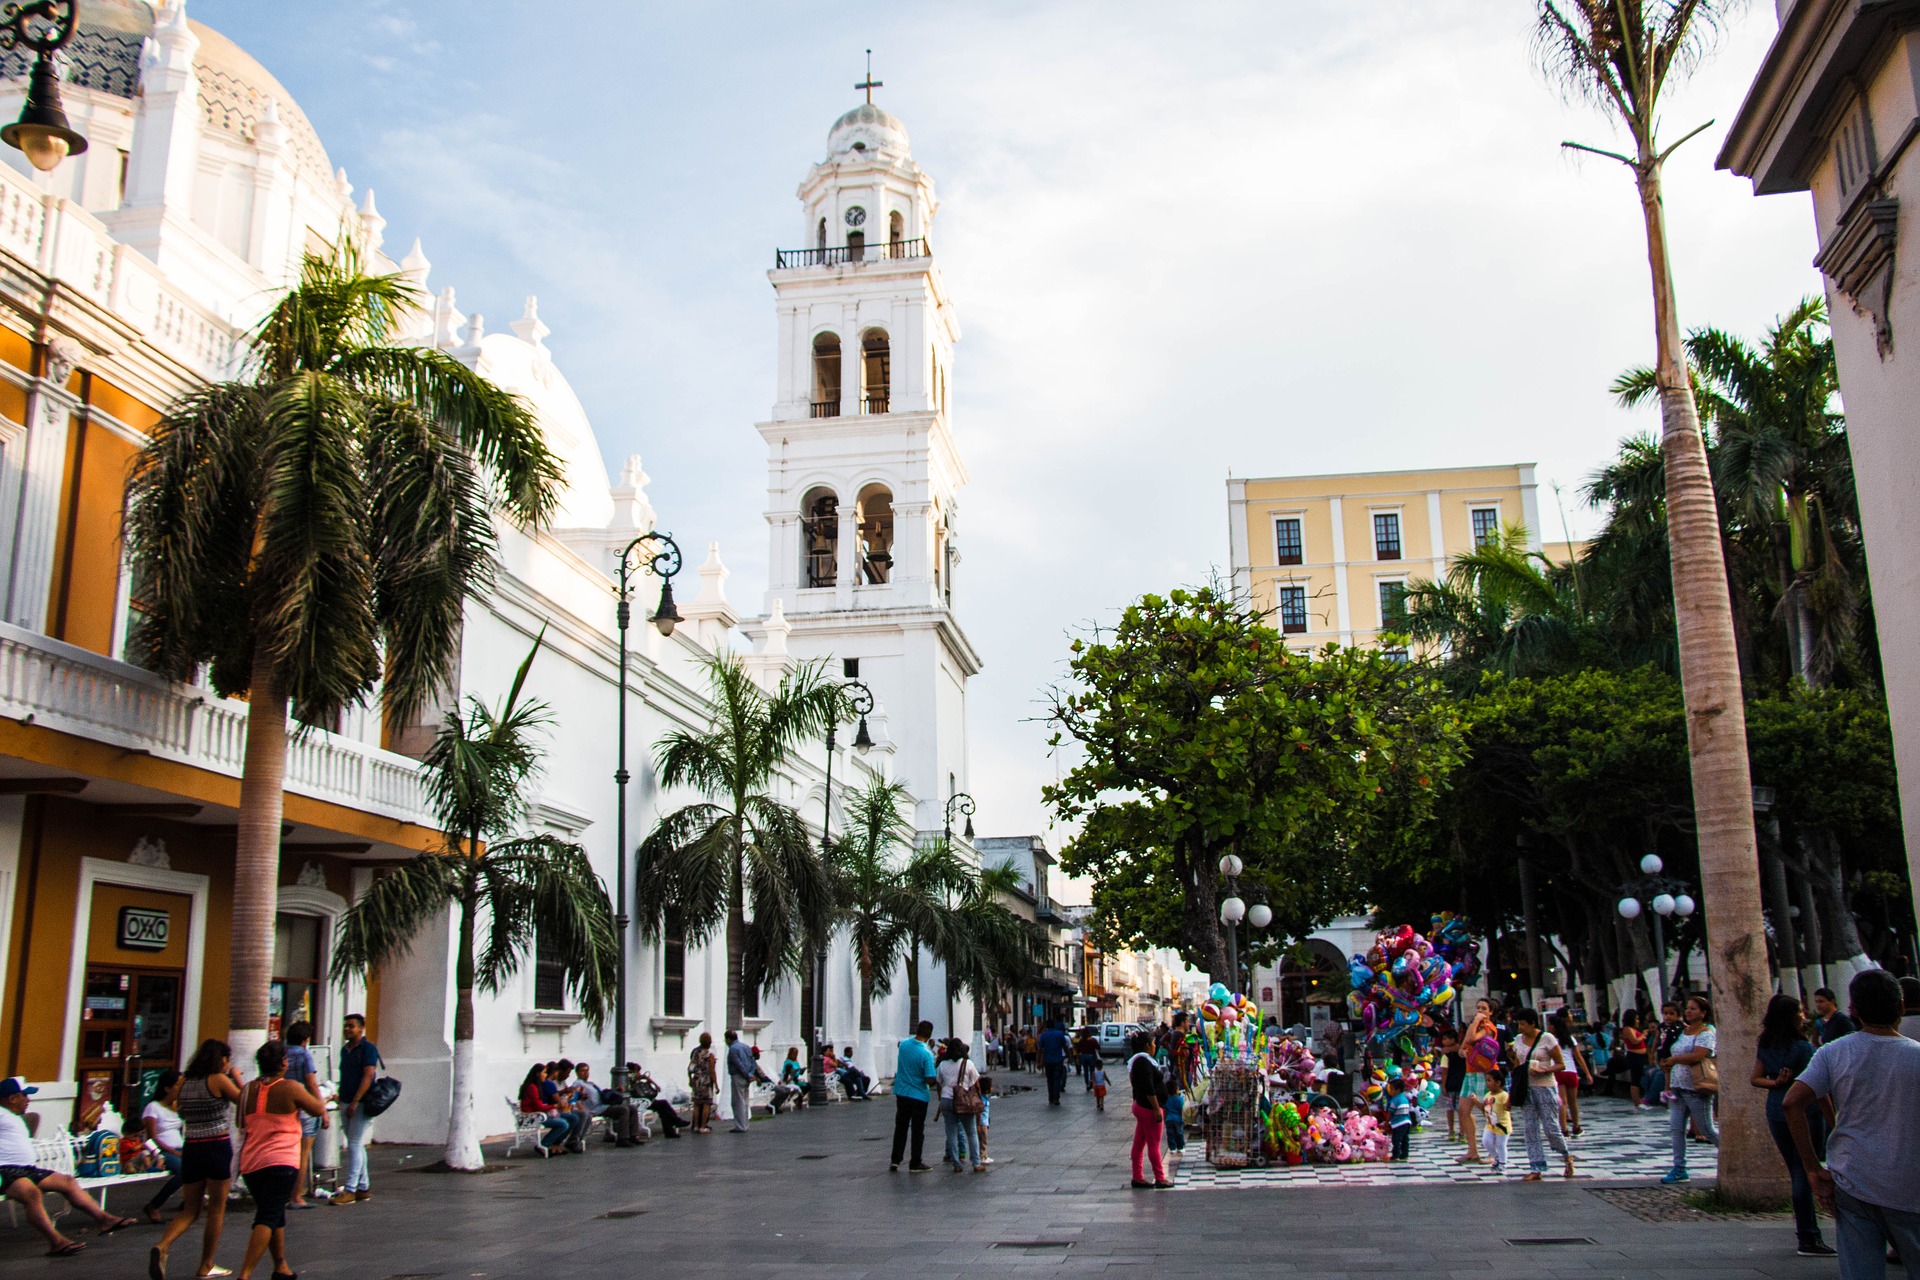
[0,1076,138,1256]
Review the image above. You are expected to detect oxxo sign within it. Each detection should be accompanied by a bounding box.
[118,906,170,951]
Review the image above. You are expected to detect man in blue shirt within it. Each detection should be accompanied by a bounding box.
[1039,1020,1071,1105]
[889,1020,939,1171]
[336,1013,382,1203]
[725,1031,762,1133]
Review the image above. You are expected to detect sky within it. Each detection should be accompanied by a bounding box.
[191,0,1824,893]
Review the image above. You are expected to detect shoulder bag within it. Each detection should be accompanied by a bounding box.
[951,1063,984,1116]
[1692,1050,1719,1095]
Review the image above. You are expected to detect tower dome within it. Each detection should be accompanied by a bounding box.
[826,102,909,159]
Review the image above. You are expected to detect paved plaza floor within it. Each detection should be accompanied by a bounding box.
[0,1077,1866,1278]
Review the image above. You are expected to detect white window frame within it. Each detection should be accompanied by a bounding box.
[1272,514,1305,567]
[1469,503,1502,550]
[1369,507,1404,562]
[1276,582,1309,634]
[1375,577,1409,630]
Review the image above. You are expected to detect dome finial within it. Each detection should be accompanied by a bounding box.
[855,49,882,105]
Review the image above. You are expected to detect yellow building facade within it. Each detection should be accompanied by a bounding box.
[1226,464,1579,650]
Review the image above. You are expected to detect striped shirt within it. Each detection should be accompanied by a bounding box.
[177,1076,232,1141]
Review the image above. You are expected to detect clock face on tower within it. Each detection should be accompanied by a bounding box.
[844,207,867,227]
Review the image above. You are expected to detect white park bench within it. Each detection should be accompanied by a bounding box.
[4,1135,166,1226]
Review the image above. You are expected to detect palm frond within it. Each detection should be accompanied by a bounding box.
[331,344,560,527]
[475,834,618,1030]
[364,400,496,731]
[332,855,464,979]
[122,382,267,685]
[633,803,735,944]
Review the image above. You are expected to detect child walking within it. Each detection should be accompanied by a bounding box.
[1091,1064,1110,1111]
[1388,1077,1414,1160]
[1164,1091,1186,1152]
[977,1075,994,1165]
[1481,1071,1512,1172]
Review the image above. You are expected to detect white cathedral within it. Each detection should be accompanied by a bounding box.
[0,0,979,1143]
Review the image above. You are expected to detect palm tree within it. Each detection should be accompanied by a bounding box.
[1614,299,1858,684]
[123,242,560,1061]
[1402,523,1603,687]
[943,862,1045,1046]
[1534,0,1775,1199]
[823,777,928,1066]
[633,654,842,1032]
[332,638,617,1170]
[895,838,974,1031]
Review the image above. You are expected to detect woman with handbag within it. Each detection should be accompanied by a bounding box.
[1659,995,1720,1183]
[936,1040,985,1172]
[1509,1009,1575,1181]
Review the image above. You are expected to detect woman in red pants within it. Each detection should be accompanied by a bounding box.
[1127,1031,1172,1189]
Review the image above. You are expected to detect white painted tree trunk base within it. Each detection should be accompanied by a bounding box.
[229,1028,267,1084]
[444,1039,483,1171]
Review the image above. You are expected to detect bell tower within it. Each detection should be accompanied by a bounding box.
[749,91,979,836]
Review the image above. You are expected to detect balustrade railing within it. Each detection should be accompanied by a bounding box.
[775,237,930,269]
[0,623,432,825]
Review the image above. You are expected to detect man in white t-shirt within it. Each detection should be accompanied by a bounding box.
[1784,969,1920,1280]
[0,1076,137,1256]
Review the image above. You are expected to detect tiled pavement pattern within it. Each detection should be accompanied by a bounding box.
[1172,1094,1685,1189]
[0,1074,1846,1278]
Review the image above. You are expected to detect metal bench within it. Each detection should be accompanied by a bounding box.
[504,1097,554,1159]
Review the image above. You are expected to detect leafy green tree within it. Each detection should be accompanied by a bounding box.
[1045,586,1465,977]
[633,654,842,1032]
[124,244,560,1056]
[1533,0,1777,1198]
[333,639,615,1171]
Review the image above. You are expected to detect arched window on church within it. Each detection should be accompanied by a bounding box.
[888,210,904,256]
[812,333,841,418]
[847,229,865,262]
[816,217,826,251]
[861,329,890,414]
[801,487,839,588]
[857,484,894,585]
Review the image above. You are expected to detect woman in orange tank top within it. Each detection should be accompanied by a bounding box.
[235,1042,325,1279]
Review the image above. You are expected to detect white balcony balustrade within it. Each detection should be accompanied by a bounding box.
[0,621,432,826]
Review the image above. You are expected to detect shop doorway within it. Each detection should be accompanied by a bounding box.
[270,912,324,1040]
[76,967,181,1130]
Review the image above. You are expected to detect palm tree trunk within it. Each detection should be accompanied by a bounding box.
[906,935,921,1029]
[229,648,289,1076]
[725,817,747,1033]
[1635,155,1777,1204]
[446,879,483,1170]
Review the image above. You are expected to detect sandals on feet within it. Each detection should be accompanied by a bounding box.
[102,1216,141,1234]
[47,1240,86,1257]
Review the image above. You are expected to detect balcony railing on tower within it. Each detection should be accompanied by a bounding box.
[775,237,930,269]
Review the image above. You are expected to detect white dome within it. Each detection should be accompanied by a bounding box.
[826,103,909,159]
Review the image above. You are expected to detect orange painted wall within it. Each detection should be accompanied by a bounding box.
[3,796,367,1081]
[46,374,161,657]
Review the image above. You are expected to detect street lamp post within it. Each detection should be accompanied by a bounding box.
[1215,855,1269,995]
[943,792,975,845]
[611,531,683,1094]
[1,2,87,172]
[814,680,872,1104]
[1615,852,1697,1008]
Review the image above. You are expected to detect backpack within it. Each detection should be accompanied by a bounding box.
[1464,1034,1499,1074]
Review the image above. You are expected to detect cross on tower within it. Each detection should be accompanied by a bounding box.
[855,49,882,104]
